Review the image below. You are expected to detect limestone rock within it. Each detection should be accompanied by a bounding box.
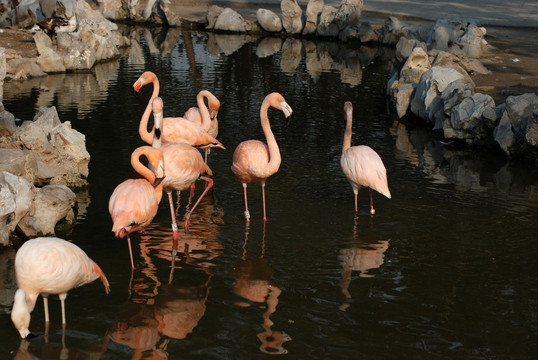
[334,0,363,30]
[281,0,303,34]
[257,8,282,33]
[214,8,251,33]
[303,0,324,35]
[206,5,224,29]
[0,172,33,245]
[317,5,339,37]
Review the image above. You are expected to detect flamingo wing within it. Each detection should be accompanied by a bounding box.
[341,145,391,198]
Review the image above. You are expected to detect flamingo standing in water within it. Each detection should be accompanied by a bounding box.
[151,97,214,255]
[133,71,224,150]
[184,90,221,162]
[340,101,391,214]
[109,146,165,268]
[231,92,293,222]
[11,237,110,338]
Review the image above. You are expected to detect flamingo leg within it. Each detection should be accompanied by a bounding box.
[175,191,181,217]
[190,183,196,197]
[242,183,250,222]
[127,234,135,269]
[59,293,67,325]
[184,176,213,232]
[369,188,375,215]
[353,188,359,213]
[168,191,179,256]
[43,295,50,323]
[261,181,267,222]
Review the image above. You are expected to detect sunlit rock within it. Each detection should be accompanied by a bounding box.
[280,37,302,75]
[79,24,120,62]
[17,184,76,237]
[400,46,430,84]
[97,0,130,21]
[379,16,429,45]
[281,0,303,34]
[303,0,324,35]
[256,37,282,58]
[214,8,251,33]
[256,9,282,33]
[395,37,426,63]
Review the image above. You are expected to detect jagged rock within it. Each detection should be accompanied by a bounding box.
[97,0,129,21]
[17,184,76,237]
[317,5,339,37]
[11,0,40,28]
[395,37,426,63]
[0,172,33,245]
[256,8,282,33]
[456,24,488,58]
[256,37,282,58]
[494,93,538,157]
[338,26,359,42]
[357,22,379,43]
[63,42,96,70]
[394,83,416,119]
[400,46,431,84]
[445,93,495,139]
[303,0,323,35]
[379,16,430,45]
[281,0,303,34]
[428,15,488,58]
[441,78,475,116]
[79,24,119,62]
[525,109,538,156]
[334,0,363,30]
[206,5,224,29]
[6,58,47,80]
[214,8,251,33]
[0,114,16,137]
[410,66,475,124]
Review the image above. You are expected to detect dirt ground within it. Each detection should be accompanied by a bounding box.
[0,28,38,59]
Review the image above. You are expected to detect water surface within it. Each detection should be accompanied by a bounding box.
[1,27,537,359]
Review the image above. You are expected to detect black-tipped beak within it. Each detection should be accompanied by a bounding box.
[153,175,165,187]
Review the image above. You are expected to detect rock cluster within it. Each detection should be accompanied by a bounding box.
[384,15,538,158]
[2,0,129,78]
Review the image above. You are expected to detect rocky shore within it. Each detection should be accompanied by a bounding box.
[0,0,537,244]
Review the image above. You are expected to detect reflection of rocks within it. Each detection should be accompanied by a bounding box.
[256,37,282,58]
[280,38,302,75]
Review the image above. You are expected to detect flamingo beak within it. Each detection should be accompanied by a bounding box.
[133,77,145,94]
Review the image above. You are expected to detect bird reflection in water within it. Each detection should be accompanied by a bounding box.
[232,223,290,355]
[339,215,390,311]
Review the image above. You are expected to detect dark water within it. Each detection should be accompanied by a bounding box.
[1,27,538,359]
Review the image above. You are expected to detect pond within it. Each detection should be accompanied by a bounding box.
[1,26,537,359]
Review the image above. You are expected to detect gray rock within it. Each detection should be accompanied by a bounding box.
[400,46,431,84]
[334,0,363,30]
[206,5,224,29]
[317,5,339,37]
[445,93,495,139]
[0,172,33,245]
[281,0,303,34]
[257,8,282,33]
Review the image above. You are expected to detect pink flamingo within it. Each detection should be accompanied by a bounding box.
[340,101,391,214]
[151,97,214,255]
[109,146,165,268]
[133,71,224,150]
[231,92,293,222]
[11,237,110,338]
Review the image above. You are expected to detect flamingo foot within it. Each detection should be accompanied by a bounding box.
[184,215,191,232]
[244,210,250,221]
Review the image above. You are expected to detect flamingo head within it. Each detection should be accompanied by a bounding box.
[11,289,31,338]
[344,101,353,120]
[208,97,221,120]
[133,71,156,93]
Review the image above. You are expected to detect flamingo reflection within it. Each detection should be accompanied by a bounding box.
[339,215,389,311]
[232,224,290,355]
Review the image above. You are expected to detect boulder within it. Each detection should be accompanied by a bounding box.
[525,109,538,157]
[206,5,224,30]
[334,0,363,30]
[17,185,76,237]
[214,8,251,33]
[303,0,324,35]
[281,0,303,34]
[317,5,339,37]
[256,8,282,33]
[0,172,33,245]
[445,93,495,140]
[493,93,538,157]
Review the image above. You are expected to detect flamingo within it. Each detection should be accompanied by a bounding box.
[184,90,221,162]
[340,101,391,214]
[109,146,165,268]
[151,97,214,256]
[133,71,224,150]
[11,237,110,338]
[231,92,293,222]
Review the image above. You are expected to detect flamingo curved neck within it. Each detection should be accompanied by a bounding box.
[260,101,281,171]
[197,91,212,131]
[139,76,160,145]
[131,148,157,186]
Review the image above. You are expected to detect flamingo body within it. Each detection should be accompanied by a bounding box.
[231,92,293,221]
[340,101,390,214]
[11,237,110,338]
[133,71,224,149]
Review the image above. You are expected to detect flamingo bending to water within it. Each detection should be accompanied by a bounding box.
[133,71,224,149]
[11,237,110,338]
[151,97,214,255]
[109,146,165,268]
[340,101,391,214]
[231,92,292,222]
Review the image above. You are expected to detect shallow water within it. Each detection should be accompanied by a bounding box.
[1,27,538,359]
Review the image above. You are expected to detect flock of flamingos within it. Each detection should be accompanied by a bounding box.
[9,71,391,339]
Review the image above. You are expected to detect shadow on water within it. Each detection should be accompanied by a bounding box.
[1,24,537,359]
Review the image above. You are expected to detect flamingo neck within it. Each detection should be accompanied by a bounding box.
[139,77,160,145]
[131,148,157,185]
[197,90,212,132]
[343,108,353,153]
[260,101,281,171]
